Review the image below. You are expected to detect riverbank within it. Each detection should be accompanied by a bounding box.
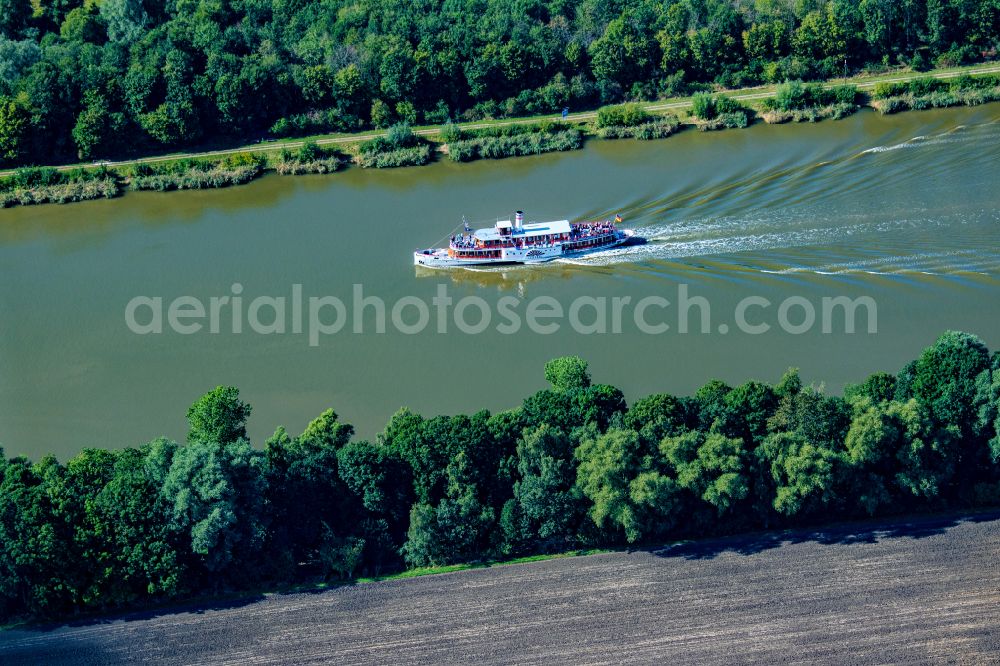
[2,61,999,211]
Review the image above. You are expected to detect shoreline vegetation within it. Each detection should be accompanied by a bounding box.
[2,69,1000,209]
[1,330,1000,625]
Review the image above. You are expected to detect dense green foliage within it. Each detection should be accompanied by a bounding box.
[595,103,651,129]
[275,141,344,174]
[2,331,1000,623]
[357,122,432,168]
[1,0,998,168]
[128,153,266,190]
[870,73,1000,113]
[758,81,859,122]
[445,122,583,162]
[0,165,120,206]
[690,93,753,129]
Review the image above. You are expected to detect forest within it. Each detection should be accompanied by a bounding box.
[1,0,999,167]
[1,330,999,623]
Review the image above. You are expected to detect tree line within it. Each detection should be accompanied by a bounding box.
[1,0,998,167]
[1,330,999,623]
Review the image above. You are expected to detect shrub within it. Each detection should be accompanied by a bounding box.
[830,85,858,105]
[440,121,463,144]
[692,94,751,129]
[357,144,432,168]
[446,129,582,162]
[274,143,343,175]
[907,76,946,96]
[872,81,907,99]
[0,178,120,207]
[698,112,750,131]
[774,81,809,111]
[9,167,63,189]
[690,92,717,120]
[385,121,416,147]
[129,158,263,190]
[296,141,321,163]
[598,115,680,140]
[761,102,858,124]
[595,103,650,129]
[275,157,342,175]
[224,152,265,169]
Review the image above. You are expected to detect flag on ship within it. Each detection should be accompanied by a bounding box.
[463,216,471,232]
[614,213,622,223]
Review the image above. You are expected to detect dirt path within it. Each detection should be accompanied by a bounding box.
[2,511,998,664]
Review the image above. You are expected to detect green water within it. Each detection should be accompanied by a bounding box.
[2,105,999,460]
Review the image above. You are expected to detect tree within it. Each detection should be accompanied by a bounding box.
[99,0,148,44]
[402,451,496,566]
[60,6,106,43]
[623,392,687,444]
[186,386,252,445]
[910,330,991,439]
[263,409,365,578]
[300,65,334,106]
[588,13,658,98]
[575,428,676,543]
[756,432,845,517]
[161,437,266,580]
[507,425,583,551]
[0,455,77,619]
[370,99,393,128]
[0,93,31,163]
[72,91,125,160]
[845,372,897,404]
[544,356,591,392]
[661,431,750,518]
[337,440,413,539]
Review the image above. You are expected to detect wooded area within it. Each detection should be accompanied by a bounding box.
[1,0,998,166]
[2,330,999,623]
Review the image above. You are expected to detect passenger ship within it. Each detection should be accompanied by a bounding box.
[414,211,638,267]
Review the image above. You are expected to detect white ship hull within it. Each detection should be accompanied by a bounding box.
[414,229,637,268]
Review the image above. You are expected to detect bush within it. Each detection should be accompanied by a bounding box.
[440,121,463,144]
[829,85,858,105]
[269,109,362,138]
[446,129,582,162]
[872,81,907,99]
[357,144,432,168]
[767,81,851,111]
[690,92,717,120]
[274,143,343,175]
[692,94,751,129]
[774,81,810,111]
[595,103,650,129]
[224,152,266,169]
[129,158,263,190]
[871,75,1000,115]
[386,122,415,147]
[275,157,342,175]
[8,167,63,189]
[296,141,321,163]
[0,178,121,207]
[761,102,858,124]
[698,112,750,131]
[907,76,946,96]
[598,115,680,140]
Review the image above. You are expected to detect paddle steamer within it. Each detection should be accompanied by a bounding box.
[414,211,637,267]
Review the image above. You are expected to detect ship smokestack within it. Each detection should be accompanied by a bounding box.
[515,210,524,230]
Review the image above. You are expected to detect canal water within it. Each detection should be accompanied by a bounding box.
[2,105,999,460]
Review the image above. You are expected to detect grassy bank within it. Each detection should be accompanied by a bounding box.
[3,66,1000,210]
[0,167,121,208]
[870,73,1000,114]
[445,122,584,161]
